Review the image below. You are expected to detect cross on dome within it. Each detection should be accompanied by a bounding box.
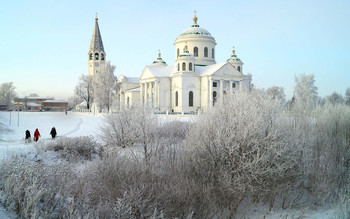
[95,12,98,21]
[193,10,198,24]
[232,46,236,55]
[158,49,161,58]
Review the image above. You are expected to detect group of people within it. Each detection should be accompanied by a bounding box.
[25,127,57,143]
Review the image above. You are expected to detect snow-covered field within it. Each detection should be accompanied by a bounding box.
[0,111,105,160]
[0,111,341,218]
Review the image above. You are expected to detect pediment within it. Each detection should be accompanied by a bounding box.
[212,63,244,77]
[140,66,155,80]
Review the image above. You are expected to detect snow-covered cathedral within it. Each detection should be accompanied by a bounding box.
[88,12,251,113]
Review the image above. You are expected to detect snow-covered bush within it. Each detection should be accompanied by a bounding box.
[40,136,103,160]
[184,91,303,212]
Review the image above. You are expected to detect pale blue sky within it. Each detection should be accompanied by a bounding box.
[1,0,349,100]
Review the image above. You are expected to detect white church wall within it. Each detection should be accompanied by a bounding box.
[158,78,170,111]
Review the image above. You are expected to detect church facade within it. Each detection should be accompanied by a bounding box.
[88,13,251,113]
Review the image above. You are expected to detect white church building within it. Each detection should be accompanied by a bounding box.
[88,12,251,113]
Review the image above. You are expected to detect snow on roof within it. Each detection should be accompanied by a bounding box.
[126,77,140,83]
[125,87,140,92]
[43,100,67,103]
[77,101,87,106]
[196,62,228,76]
[146,65,176,77]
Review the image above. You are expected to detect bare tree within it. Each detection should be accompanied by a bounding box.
[93,61,116,111]
[0,82,17,110]
[28,93,39,97]
[293,73,318,112]
[326,92,344,105]
[266,86,286,102]
[345,87,350,106]
[74,74,94,109]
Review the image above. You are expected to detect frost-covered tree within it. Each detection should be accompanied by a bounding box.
[326,92,344,105]
[74,74,94,109]
[345,87,350,106]
[266,86,286,102]
[0,82,17,110]
[93,61,116,111]
[28,93,39,97]
[294,73,318,111]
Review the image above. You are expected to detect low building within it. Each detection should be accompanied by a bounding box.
[42,100,68,111]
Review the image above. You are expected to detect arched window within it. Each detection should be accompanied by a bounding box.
[177,63,180,71]
[175,91,178,107]
[101,53,105,60]
[237,66,241,72]
[213,91,217,106]
[95,53,99,60]
[189,62,192,71]
[204,47,208,57]
[189,91,193,107]
[193,47,198,57]
[212,48,215,59]
[89,53,92,60]
[177,48,179,58]
[182,62,186,71]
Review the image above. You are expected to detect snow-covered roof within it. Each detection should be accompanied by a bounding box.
[146,65,177,77]
[125,87,140,92]
[196,62,228,76]
[43,100,67,103]
[77,101,87,107]
[118,75,140,83]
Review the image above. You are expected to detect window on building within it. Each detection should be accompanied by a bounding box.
[101,53,105,60]
[232,83,236,88]
[213,91,217,106]
[89,53,92,60]
[177,48,179,58]
[127,97,130,109]
[189,91,193,107]
[194,47,198,57]
[177,63,180,71]
[175,91,178,107]
[237,66,241,72]
[213,82,217,87]
[204,47,208,57]
[189,62,192,71]
[182,62,186,71]
[95,53,99,60]
[212,48,215,59]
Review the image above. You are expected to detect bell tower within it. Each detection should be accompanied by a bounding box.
[88,13,106,76]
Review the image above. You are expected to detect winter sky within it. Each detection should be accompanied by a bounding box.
[1,0,349,100]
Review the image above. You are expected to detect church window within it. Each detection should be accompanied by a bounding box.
[182,62,186,71]
[89,53,92,60]
[95,53,99,60]
[177,48,179,57]
[101,53,105,60]
[189,91,193,107]
[213,82,217,87]
[237,66,241,72]
[232,83,236,88]
[127,97,130,109]
[212,48,215,59]
[194,47,198,57]
[177,63,180,71]
[189,62,192,71]
[204,47,208,57]
[175,91,178,107]
[213,91,217,106]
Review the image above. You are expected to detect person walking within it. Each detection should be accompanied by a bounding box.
[50,127,57,139]
[25,130,31,143]
[34,128,41,142]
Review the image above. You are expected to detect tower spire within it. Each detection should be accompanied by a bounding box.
[89,15,105,53]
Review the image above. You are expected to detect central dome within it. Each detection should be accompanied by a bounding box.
[179,25,212,37]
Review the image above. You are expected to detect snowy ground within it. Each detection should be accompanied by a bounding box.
[0,111,340,218]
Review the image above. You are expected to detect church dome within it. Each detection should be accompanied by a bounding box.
[179,26,211,37]
[152,50,167,66]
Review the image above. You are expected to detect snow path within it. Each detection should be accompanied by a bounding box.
[61,117,84,136]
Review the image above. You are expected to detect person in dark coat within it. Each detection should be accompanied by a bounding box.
[34,128,41,142]
[25,130,31,143]
[50,127,57,139]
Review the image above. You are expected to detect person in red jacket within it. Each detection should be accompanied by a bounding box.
[34,128,41,142]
